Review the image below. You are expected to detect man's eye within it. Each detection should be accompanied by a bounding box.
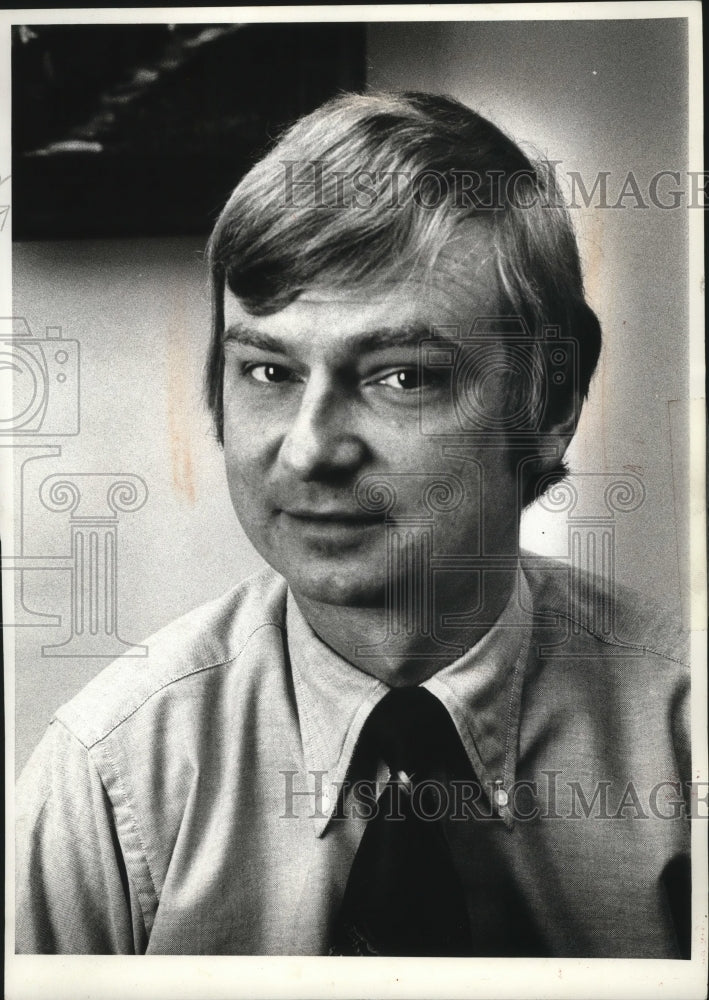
[245,363,294,384]
[377,368,424,391]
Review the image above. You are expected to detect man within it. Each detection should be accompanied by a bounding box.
[16,91,690,957]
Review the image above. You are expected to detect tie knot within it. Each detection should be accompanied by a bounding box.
[363,687,463,778]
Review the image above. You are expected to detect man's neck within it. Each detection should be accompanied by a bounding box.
[292,567,518,687]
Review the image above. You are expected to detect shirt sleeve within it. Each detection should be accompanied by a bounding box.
[15,718,145,954]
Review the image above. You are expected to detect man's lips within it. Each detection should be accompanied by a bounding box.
[280,508,383,525]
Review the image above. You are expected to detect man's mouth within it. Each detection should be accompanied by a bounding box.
[280,508,384,526]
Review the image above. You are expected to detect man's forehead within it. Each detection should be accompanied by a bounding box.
[223,283,501,349]
[222,224,503,342]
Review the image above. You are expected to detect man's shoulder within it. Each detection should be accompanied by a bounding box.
[55,565,288,748]
[520,551,689,668]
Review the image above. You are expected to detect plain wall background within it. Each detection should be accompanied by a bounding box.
[12,17,691,772]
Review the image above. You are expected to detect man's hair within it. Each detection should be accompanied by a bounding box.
[205,90,601,507]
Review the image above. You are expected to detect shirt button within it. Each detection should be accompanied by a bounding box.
[494,787,509,809]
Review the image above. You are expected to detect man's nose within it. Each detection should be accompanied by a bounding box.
[279,376,368,480]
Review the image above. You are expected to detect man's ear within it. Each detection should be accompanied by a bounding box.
[533,399,581,476]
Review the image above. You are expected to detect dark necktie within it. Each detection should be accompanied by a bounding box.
[330,686,473,956]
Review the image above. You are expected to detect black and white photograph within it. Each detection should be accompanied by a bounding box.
[2,4,706,999]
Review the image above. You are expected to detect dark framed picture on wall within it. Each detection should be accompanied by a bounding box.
[2,5,706,1000]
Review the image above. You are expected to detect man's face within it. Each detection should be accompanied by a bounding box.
[221,239,521,608]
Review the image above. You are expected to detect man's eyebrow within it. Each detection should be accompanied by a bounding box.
[354,324,455,351]
[222,323,286,352]
[222,321,457,352]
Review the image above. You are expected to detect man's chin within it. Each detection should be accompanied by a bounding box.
[282,566,387,608]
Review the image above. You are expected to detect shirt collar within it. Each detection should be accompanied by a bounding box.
[422,566,533,828]
[286,565,533,836]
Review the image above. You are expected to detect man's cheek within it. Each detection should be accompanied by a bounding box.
[229,464,259,503]
[225,454,258,510]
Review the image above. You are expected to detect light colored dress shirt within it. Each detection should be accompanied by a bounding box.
[15,556,690,956]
